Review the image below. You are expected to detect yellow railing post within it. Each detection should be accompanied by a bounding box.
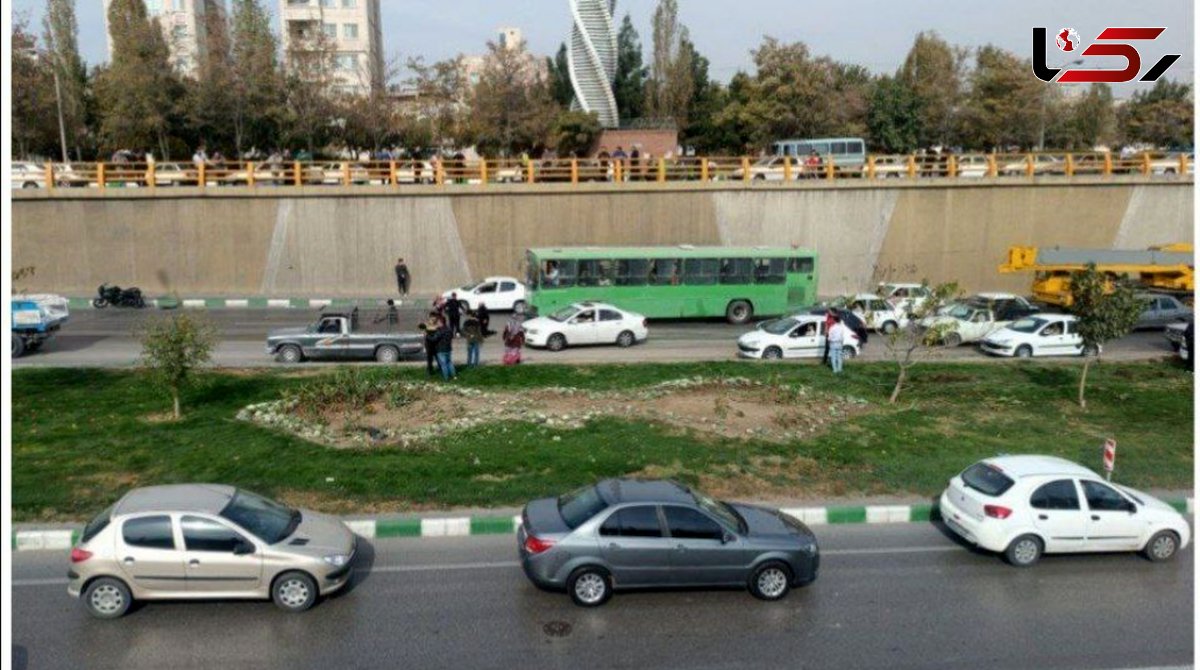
[527,160,536,184]
[435,160,445,185]
[657,158,666,182]
[1141,152,1151,176]
[293,161,302,186]
[570,158,579,184]
[947,155,957,178]
[1179,153,1188,176]
[1065,154,1074,177]
[1025,154,1034,177]
[389,160,397,186]
[147,161,156,190]
[247,161,256,187]
[97,163,106,188]
[342,161,351,186]
[866,155,876,180]
[741,157,751,182]
[700,158,709,182]
[480,158,488,185]
[825,155,835,180]
[198,162,206,187]
[987,154,997,177]
[906,155,916,179]
[1103,151,1113,176]
[782,156,792,182]
[45,162,55,192]
[613,160,622,183]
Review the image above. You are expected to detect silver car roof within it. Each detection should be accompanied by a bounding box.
[596,479,695,505]
[113,484,237,516]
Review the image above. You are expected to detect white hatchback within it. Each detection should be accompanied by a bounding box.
[980,314,1095,358]
[522,302,648,351]
[940,455,1190,567]
[737,314,861,360]
[443,277,527,312]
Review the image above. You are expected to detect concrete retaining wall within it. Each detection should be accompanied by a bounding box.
[12,178,1193,298]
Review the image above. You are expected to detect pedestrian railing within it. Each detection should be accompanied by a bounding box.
[19,152,1192,192]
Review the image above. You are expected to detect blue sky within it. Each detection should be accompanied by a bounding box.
[10,0,1194,97]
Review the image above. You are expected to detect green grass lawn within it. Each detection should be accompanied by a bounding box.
[12,361,1194,521]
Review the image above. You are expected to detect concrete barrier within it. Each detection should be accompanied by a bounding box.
[13,177,1194,298]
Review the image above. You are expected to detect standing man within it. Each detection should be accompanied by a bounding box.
[822,308,838,364]
[433,316,456,381]
[827,315,847,375]
[446,292,463,337]
[462,310,484,368]
[419,312,441,376]
[394,257,410,297]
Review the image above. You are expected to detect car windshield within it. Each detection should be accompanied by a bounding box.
[945,304,973,320]
[558,485,609,530]
[549,307,578,322]
[219,489,300,544]
[692,490,743,533]
[1008,317,1047,334]
[460,282,480,291]
[960,463,1015,497]
[763,319,799,335]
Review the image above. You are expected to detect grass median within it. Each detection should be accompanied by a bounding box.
[12,360,1193,521]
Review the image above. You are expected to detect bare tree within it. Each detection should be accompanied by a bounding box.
[882,282,961,404]
[645,0,693,129]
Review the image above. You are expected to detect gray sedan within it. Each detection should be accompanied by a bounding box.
[517,479,820,606]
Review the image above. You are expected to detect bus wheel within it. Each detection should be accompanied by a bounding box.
[726,300,753,325]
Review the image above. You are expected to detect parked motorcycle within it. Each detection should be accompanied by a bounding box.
[92,283,146,309]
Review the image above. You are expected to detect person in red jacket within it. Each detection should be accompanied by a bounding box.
[822,308,838,364]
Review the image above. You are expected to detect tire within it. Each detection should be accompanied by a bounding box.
[1143,530,1180,562]
[23,181,38,189]
[135,296,146,309]
[616,330,636,348]
[943,332,963,347]
[272,571,318,612]
[83,577,132,619]
[1081,344,1099,357]
[753,174,766,181]
[12,335,26,359]
[749,561,792,601]
[277,344,304,364]
[512,300,526,314]
[546,333,567,352]
[880,321,898,335]
[842,345,857,359]
[763,346,783,360]
[1004,534,1043,567]
[92,298,109,309]
[1015,345,1033,359]
[567,566,612,607]
[460,300,471,312]
[375,345,400,363]
[726,300,753,325]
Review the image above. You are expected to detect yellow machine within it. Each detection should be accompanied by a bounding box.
[999,244,1195,307]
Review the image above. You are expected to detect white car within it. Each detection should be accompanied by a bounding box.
[876,283,931,315]
[940,455,1190,567]
[10,161,48,189]
[737,314,861,360]
[443,277,527,312]
[846,293,908,334]
[522,302,648,351]
[980,314,1094,358]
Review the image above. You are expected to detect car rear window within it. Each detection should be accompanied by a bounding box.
[558,485,609,530]
[960,463,1015,497]
[81,505,114,544]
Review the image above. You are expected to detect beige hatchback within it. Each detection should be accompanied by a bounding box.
[68,484,357,618]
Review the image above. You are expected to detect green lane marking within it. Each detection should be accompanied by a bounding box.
[470,516,515,535]
[68,298,92,309]
[1168,500,1188,513]
[909,504,940,522]
[156,297,180,309]
[290,298,309,309]
[248,297,269,309]
[71,529,80,546]
[205,298,225,309]
[826,506,867,524]
[375,519,421,538]
[331,298,355,307]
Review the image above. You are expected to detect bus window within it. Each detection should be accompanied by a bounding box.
[754,258,787,284]
[849,140,864,154]
[578,260,600,287]
[684,258,720,285]
[832,141,847,154]
[649,259,681,286]
[544,260,577,288]
[617,259,649,286]
[788,257,815,274]
[719,258,753,285]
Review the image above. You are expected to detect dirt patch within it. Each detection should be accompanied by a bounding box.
[140,412,178,424]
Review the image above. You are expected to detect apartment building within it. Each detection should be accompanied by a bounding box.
[279,0,384,96]
[103,0,226,77]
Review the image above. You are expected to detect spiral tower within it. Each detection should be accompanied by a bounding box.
[567,0,620,128]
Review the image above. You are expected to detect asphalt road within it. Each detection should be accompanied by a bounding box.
[11,307,1181,368]
[11,523,1192,670]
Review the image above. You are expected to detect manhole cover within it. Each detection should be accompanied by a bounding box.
[543,621,573,637]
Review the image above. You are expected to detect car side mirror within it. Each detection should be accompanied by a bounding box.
[233,540,255,555]
[1127,503,1138,514]
[721,532,736,544]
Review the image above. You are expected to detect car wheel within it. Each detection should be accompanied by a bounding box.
[726,300,753,325]
[616,330,636,348]
[567,566,612,607]
[84,577,132,619]
[1004,534,1043,567]
[1015,345,1033,358]
[512,300,526,314]
[1081,344,1099,357]
[749,561,792,601]
[842,345,857,359]
[1143,530,1180,562]
[881,321,897,334]
[23,181,38,189]
[272,571,318,612]
[92,299,109,309]
[753,174,766,181]
[460,300,471,312]
[943,332,963,347]
[763,346,783,360]
[12,336,26,359]
[277,344,304,364]
[547,334,567,352]
[375,345,400,363]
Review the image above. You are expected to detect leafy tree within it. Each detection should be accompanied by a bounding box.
[187,4,237,153]
[228,0,285,155]
[406,55,472,151]
[644,0,693,128]
[1119,80,1194,149]
[551,110,601,157]
[959,45,1042,150]
[898,31,966,148]
[546,42,574,107]
[882,282,961,404]
[12,19,59,159]
[613,14,647,121]
[281,25,337,154]
[43,0,90,160]
[867,75,920,153]
[139,313,218,419]
[709,71,758,153]
[679,36,725,152]
[467,39,560,156]
[1067,265,1143,410]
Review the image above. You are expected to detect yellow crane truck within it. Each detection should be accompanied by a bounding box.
[999,243,1194,307]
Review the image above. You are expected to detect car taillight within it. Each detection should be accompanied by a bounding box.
[524,535,556,555]
[70,547,93,563]
[984,505,1012,520]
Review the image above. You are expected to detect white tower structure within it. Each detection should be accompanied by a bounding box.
[566,0,619,128]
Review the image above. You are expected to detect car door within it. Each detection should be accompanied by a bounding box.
[568,309,600,344]
[1080,480,1144,551]
[116,514,188,594]
[596,309,625,344]
[180,515,264,594]
[1029,479,1087,553]
[663,505,744,586]
[310,317,350,359]
[474,282,499,310]
[1035,319,1070,356]
[597,505,674,586]
[498,281,520,309]
[1159,297,1184,325]
[785,322,822,358]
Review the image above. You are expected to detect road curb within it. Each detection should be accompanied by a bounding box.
[12,498,1193,551]
[67,297,431,311]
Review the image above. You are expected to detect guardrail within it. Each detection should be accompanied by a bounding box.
[14,151,1192,191]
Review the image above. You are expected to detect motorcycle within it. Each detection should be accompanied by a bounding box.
[92,283,146,309]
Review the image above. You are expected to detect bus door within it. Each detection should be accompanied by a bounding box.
[786,257,816,307]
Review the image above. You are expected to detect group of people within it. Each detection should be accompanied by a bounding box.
[419,291,527,380]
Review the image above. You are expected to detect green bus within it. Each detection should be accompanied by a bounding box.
[525,246,819,324]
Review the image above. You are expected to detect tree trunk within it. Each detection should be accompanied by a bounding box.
[173,391,181,420]
[889,367,908,404]
[1077,357,1092,410]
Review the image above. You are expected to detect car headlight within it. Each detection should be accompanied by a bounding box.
[525,328,539,335]
[323,554,350,567]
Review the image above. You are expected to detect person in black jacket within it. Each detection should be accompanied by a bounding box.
[446,292,463,336]
[433,317,456,380]
[477,303,492,337]
[394,258,410,296]
[418,312,440,376]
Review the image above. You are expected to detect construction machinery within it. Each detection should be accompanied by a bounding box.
[999,243,1194,307]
